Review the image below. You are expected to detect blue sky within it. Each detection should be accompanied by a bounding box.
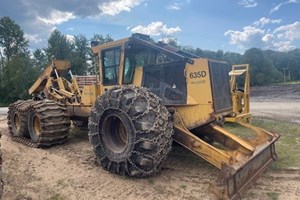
[1,0,300,53]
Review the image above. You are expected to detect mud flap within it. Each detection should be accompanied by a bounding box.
[211,137,279,200]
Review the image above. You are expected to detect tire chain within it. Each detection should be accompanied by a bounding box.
[89,85,174,177]
[7,100,39,147]
[7,100,70,148]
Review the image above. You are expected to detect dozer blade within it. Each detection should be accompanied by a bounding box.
[173,112,280,199]
[212,135,279,199]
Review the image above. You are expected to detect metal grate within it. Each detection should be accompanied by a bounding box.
[209,61,232,113]
[75,75,99,89]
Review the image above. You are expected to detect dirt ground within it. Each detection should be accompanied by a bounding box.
[1,84,300,200]
[251,84,300,123]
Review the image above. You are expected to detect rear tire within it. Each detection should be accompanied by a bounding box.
[27,100,71,147]
[7,100,30,137]
[89,85,173,177]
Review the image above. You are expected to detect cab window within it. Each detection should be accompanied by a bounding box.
[102,47,121,85]
[123,56,135,84]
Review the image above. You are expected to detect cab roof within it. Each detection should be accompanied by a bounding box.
[91,33,198,64]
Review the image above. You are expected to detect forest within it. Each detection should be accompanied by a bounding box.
[1,16,300,105]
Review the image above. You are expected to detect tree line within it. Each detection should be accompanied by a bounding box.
[1,16,300,105]
[179,46,298,86]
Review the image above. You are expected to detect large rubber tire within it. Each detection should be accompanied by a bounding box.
[27,101,71,147]
[7,100,31,137]
[89,85,173,177]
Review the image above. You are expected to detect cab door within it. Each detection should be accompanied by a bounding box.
[100,45,124,93]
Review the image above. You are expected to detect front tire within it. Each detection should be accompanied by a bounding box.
[89,85,173,177]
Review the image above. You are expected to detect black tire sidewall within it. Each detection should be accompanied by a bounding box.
[98,108,135,162]
[9,108,23,137]
[89,85,174,177]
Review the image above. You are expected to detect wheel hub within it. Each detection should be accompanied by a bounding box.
[102,114,129,154]
[33,115,41,136]
[13,113,20,131]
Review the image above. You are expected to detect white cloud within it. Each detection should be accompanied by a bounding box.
[167,2,182,10]
[66,34,75,44]
[159,37,179,44]
[274,21,300,41]
[131,21,181,36]
[262,34,274,43]
[0,0,143,49]
[253,17,282,27]
[238,0,258,8]
[225,18,300,52]
[37,10,75,25]
[272,41,295,52]
[270,0,299,14]
[99,0,142,16]
[224,26,265,47]
[24,34,44,44]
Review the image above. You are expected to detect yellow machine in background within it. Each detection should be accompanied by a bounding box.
[7,34,279,199]
[225,64,251,123]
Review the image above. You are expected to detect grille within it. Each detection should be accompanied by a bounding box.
[209,60,232,113]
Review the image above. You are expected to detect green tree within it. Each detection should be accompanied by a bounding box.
[0,16,28,61]
[0,16,36,104]
[46,29,72,60]
[70,34,89,75]
[242,48,282,85]
[91,34,113,44]
[223,52,242,66]
[33,49,48,70]
[195,48,204,57]
[286,49,300,80]
[216,50,224,60]
[0,55,38,103]
[182,46,196,55]
[0,49,4,76]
